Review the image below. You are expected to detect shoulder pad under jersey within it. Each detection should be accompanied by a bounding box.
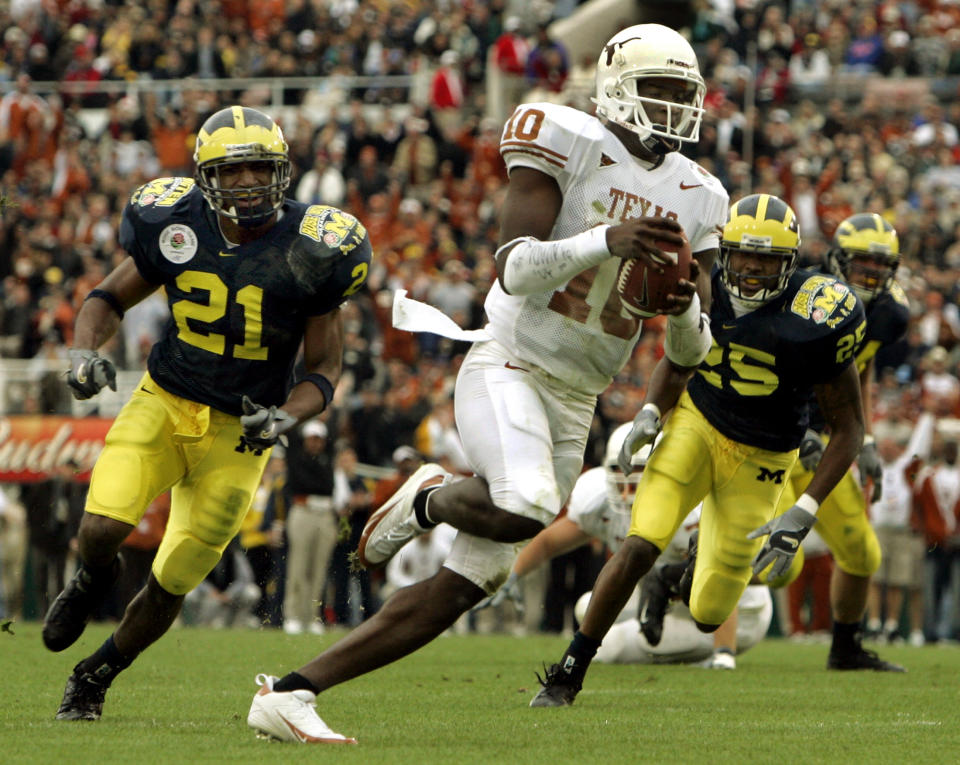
[288,203,372,297]
[127,177,197,219]
[499,102,603,187]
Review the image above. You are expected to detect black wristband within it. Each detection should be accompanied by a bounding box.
[301,373,334,410]
[85,289,125,319]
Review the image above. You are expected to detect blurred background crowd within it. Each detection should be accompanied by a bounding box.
[2,0,960,646]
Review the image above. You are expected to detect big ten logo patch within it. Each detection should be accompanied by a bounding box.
[299,205,366,254]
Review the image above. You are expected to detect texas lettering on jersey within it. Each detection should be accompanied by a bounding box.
[605,188,679,222]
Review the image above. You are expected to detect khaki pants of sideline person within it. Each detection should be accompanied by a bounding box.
[283,496,338,628]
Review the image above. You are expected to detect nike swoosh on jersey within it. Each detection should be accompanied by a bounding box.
[218,251,237,257]
[504,361,531,373]
[679,182,703,190]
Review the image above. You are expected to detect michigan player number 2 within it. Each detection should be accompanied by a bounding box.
[172,271,268,360]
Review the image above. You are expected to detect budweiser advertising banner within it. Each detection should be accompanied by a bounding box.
[0,415,110,482]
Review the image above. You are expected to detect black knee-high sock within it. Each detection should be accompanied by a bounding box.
[556,631,601,686]
[76,635,136,686]
[832,620,862,653]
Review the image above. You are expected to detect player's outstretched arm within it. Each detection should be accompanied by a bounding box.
[68,256,158,399]
[806,363,865,504]
[280,308,345,422]
[473,517,589,611]
[619,355,695,474]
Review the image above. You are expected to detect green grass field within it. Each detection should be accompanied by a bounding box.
[2,622,958,764]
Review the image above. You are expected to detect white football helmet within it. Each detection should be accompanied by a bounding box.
[592,24,705,154]
[604,422,657,515]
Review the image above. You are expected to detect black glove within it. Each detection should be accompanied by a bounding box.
[858,438,883,502]
[67,349,117,400]
[798,428,824,471]
[239,395,297,453]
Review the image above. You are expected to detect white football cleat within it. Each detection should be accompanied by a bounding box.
[247,674,357,744]
[357,463,449,568]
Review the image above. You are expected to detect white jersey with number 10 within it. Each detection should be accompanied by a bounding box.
[486,101,728,395]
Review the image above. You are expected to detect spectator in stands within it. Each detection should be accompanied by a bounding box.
[283,420,337,635]
[789,33,831,93]
[330,444,375,626]
[240,450,288,628]
[296,148,347,208]
[913,433,960,642]
[867,413,936,645]
[392,116,438,189]
[786,529,833,639]
[491,16,530,122]
[21,461,85,619]
[525,23,569,94]
[843,15,884,74]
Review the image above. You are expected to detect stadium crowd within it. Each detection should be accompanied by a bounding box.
[2,0,960,645]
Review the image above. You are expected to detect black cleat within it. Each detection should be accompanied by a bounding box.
[43,558,121,652]
[56,666,110,720]
[827,645,905,672]
[529,663,581,707]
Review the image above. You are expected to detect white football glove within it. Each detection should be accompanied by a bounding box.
[747,504,817,582]
[798,428,825,472]
[618,406,661,475]
[858,438,883,502]
[471,572,523,614]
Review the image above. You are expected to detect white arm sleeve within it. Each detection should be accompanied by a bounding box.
[499,225,611,295]
[664,292,713,368]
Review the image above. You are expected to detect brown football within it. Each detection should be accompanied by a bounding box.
[616,231,693,317]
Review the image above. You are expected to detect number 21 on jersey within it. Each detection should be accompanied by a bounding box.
[171,271,267,360]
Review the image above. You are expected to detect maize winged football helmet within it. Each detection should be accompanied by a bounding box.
[592,24,705,155]
[719,193,800,305]
[194,106,291,226]
[827,213,899,305]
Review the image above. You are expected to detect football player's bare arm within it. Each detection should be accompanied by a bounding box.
[512,517,591,578]
[859,357,874,437]
[495,167,685,296]
[73,256,158,350]
[280,309,344,421]
[643,354,696,416]
[805,364,865,504]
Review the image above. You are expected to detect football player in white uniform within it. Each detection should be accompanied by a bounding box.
[248,25,727,742]
[478,424,771,667]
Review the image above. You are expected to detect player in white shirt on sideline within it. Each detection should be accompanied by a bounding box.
[247,24,727,743]
[477,424,771,668]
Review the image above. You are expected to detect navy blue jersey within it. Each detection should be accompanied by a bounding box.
[804,274,909,432]
[119,178,371,415]
[855,281,910,373]
[688,268,866,452]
